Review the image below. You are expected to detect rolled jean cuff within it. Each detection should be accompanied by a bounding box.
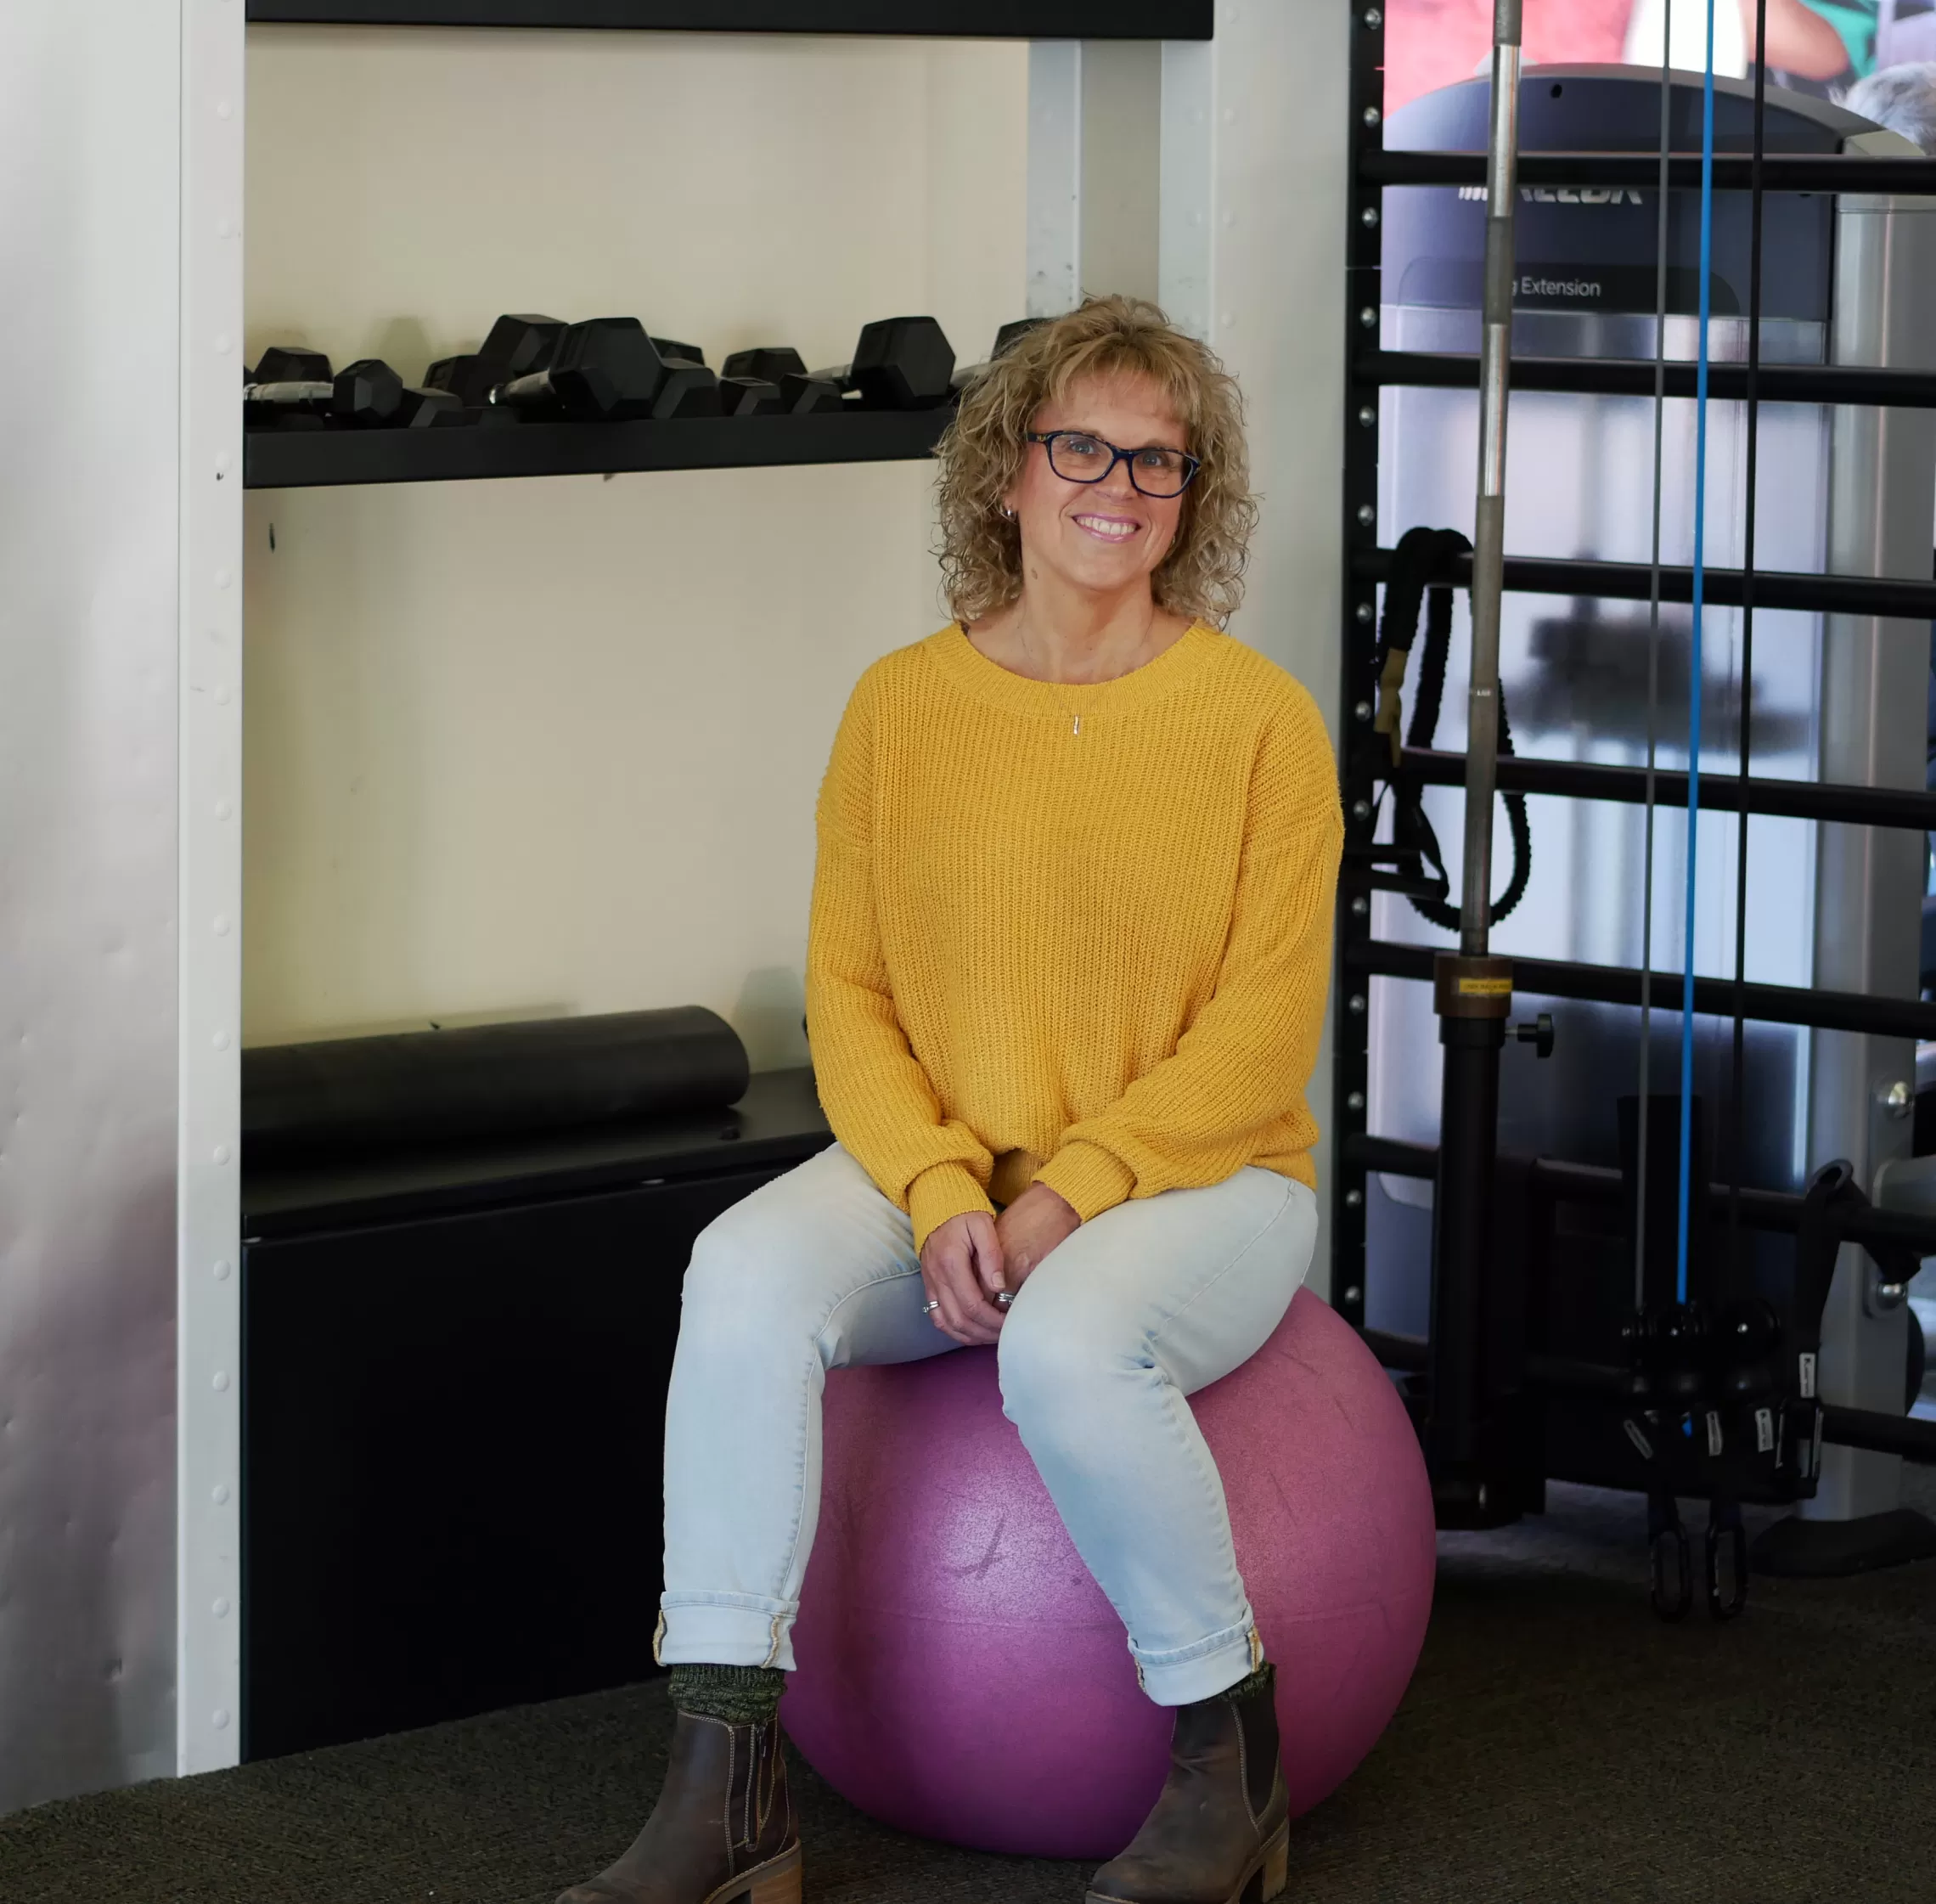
[1130,1615,1263,1708]
[656,1593,798,1672]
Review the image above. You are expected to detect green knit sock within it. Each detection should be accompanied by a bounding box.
[667,1663,786,1727]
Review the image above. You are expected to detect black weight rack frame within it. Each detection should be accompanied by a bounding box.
[1333,3,1936,1473]
[239,3,1213,489]
[244,1,1207,29]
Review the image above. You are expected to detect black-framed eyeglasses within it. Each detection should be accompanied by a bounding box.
[1025,430,1202,499]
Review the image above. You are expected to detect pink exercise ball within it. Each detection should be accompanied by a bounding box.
[782,1286,1437,1859]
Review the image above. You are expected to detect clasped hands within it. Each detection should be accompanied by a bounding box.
[919,1180,1080,1346]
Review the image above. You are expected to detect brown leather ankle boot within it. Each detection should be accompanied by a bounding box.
[556,1709,801,1904]
[1085,1665,1289,1904]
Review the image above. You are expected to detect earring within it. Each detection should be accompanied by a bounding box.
[1000,506,1016,519]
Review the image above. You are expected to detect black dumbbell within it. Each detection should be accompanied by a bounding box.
[951,316,1049,392]
[721,347,797,382]
[718,346,805,416]
[244,346,333,423]
[245,347,452,428]
[425,313,570,410]
[334,358,462,427]
[650,341,723,418]
[489,316,720,420]
[647,336,753,410]
[805,316,955,411]
[424,353,484,403]
[423,315,565,427]
[719,346,842,416]
[718,375,785,416]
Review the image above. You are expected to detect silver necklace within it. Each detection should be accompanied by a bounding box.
[1013,606,1161,737]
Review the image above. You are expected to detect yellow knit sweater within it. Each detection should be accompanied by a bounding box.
[806,621,1343,1251]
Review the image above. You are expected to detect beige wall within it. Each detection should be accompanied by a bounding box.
[243,27,1029,1063]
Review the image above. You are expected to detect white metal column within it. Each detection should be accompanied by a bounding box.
[1158,39,1217,341]
[1027,42,1083,317]
[1030,39,1165,316]
[177,0,248,1776]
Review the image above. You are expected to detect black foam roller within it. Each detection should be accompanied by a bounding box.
[243,1007,750,1158]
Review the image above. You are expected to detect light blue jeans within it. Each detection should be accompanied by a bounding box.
[655,1142,1318,1707]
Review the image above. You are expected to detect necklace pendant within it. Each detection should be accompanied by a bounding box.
[1072,715,1082,737]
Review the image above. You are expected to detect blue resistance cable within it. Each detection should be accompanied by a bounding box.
[1678,0,1719,1304]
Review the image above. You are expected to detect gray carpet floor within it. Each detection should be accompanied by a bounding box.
[5,1473,1934,1904]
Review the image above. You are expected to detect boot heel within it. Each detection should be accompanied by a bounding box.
[1258,1822,1289,1901]
[739,1849,802,1904]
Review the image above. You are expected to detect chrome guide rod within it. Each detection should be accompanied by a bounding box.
[1460,0,1523,955]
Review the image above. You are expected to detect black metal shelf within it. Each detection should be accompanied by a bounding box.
[1343,1133,1436,1180]
[1351,1135,1936,1261]
[1345,937,1936,1042]
[1364,349,1936,409]
[245,0,1212,34]
[1355,542,1936,620]
[1524,1154,1936,1253]
[1399,746,1936,833]
[244,408,950,488]
[1363,149,1936,194]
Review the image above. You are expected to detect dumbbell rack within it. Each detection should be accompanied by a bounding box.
[239,0,1212,490]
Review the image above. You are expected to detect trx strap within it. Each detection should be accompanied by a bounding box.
[1372,526,1533,933]
[1781,1158,1919,1490]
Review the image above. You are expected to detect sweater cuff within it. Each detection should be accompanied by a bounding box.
[1033,1141,1138,1224]
[908,1163,997,1253]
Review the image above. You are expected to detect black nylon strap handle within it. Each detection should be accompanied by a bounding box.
[1371,526,1531,933]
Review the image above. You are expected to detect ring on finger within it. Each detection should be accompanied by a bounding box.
[921,1298,941,1315]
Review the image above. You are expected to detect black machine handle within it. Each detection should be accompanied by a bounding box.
[1368,526,1534,934]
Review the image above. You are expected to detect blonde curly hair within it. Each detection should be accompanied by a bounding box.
[934,295,1258,628]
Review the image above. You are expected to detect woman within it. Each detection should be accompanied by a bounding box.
[560,296,1342,1904]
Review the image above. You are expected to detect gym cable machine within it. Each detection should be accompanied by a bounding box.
[1337,0,1936,1619]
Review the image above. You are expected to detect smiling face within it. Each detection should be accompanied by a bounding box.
[1003,371,1190,606]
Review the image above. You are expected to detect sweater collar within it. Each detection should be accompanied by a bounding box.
[925,619,1222,720]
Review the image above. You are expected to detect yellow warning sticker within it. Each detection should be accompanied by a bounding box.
[1457,977,1513,996]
